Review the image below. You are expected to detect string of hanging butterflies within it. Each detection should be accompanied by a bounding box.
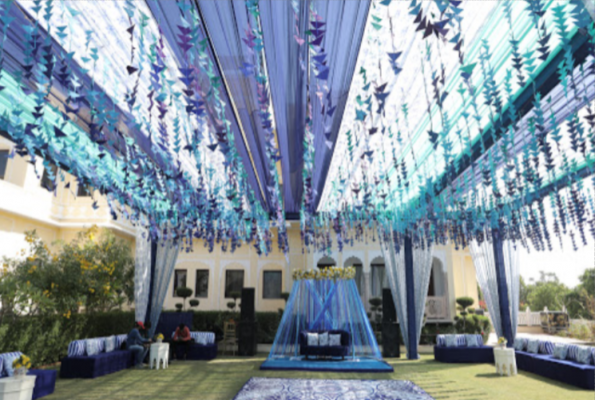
[305,0,595,253]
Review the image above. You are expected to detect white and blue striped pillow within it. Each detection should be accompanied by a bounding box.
[116,334,127,349]
[538,341,554,355]
[567,345,580,361]
[436,335,446,347]
[591,348,595,365]
[67,340,86,357]
[513,338,526,351]
[0,354,3,377]
[104,336,116,353]
[2,352,23,377]
[190,332,215,345]
[456,334,466,347]
[85,339,101,356]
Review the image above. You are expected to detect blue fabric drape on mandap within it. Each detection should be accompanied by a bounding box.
[470,235,520,345]
[148,238,180,337]
[134,227,151,323]
[379,233,433,360]
[267,278,381,361]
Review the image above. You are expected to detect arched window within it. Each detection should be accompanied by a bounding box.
[370,256,388,298]
[316,256,336,269]
[427,257,446,297]
[344,256,363,294]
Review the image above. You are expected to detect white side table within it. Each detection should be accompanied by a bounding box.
[150,342,169,370]
[494,347,517,376]
[0,375,36,400]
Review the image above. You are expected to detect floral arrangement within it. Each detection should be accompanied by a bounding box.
[292,266,356,281]
[497,337,507,347]
[155,333,164,341]
[12,354,32,370]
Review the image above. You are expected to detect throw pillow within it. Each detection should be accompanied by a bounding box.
[319,332,329,346]
[85,339,101,356]
[538,341,554,355]
[513,338,525,351]
[3,352,22,377]
[115,334,127,350]
[306,332,319,346]
[527,339,539,354]
[445,335,457,347]
[0,355,3,377]
[329,334,342,347]
[436,335,446,347]
[576,346,592,365]
[553,344,569,360]
[466,335,479,347]
[67,340,86,357]
[591,348,595,366]
[567,345,579,361]
[104,336,116,353]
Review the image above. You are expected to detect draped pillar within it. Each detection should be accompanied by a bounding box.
[134,227,151,323]
[148,237,180,337]
[362,270,371,312]
[380,231,433,360]
[470,232,519,346]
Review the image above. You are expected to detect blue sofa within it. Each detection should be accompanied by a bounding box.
[0,352,57,399]
[434,334,494,363]
[60,335,134,379]
[514,339,595,390]
[299,330,350,359]
[170,331,218,360]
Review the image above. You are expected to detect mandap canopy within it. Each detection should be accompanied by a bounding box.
[0,0,593,352]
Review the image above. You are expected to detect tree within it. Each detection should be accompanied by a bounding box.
[175,287,193,311]
[578,268,595,297]
[527,281,569,311]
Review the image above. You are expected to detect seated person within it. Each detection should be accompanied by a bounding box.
[171,323,193,360]
[127,321,152,368]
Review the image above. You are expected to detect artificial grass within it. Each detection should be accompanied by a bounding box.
[44,354,593,400]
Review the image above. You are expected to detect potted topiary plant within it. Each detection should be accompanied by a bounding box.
[189,299,200,309]
[176,286,193,311]
[175,303,183,312]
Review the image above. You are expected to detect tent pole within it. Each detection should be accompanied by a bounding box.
[404,235,418,360]
[492,229,514,347]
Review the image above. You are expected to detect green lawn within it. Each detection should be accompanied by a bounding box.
[45,354,593,400]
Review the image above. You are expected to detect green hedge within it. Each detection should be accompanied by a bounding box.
[0,310,283,366]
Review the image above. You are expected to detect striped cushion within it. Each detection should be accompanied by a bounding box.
[538,341,554,355]
[456,334,466,347]
[116,334,128,349]
[1,352,23,377]
[67,340,86,357]
[190,332,215,345]
[0,353,3,377]
[85,339,101,356]
[96,337,106,353]
[513,338,526,351]
[567,345,580,361]
[591,347,595,365]
[436,335,446,347]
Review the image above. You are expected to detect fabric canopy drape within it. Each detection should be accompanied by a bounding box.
[134,227,151,323]
[470,237,520,341]
[148,238,180,337]
[379,232,433,359]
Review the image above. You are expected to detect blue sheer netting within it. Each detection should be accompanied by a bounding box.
[267,278,382,361]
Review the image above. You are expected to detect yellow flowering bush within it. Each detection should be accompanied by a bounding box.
[12,354,32,370]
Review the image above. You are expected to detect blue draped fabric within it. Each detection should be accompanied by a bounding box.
[268,278,381,361]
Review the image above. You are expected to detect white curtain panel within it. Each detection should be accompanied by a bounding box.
[380,232,433,359]
[148,237,180,337]
[134,226,151,323]
[470,238,519,339]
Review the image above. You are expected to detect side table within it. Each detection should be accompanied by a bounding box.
[494,347,517,376]
[150,342,169,370]
[0,375,36,400]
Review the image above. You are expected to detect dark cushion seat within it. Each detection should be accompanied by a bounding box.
[299,330,350,359]
[516,350,595,390]
[28,369,57,399]
[60,350,133,379]
[433,345,495,363]
[174,343,218,360]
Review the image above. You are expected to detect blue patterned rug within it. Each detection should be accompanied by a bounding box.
[233,377,435,400]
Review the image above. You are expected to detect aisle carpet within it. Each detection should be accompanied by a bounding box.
[233,377,434,400]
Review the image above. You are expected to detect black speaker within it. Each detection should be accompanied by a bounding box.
[382,288,400,357]
[383,288,396,322]
[240,288,255,322]
[238,321,257,356]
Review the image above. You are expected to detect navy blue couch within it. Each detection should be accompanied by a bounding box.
[0,352,57,399]
[60,349,134,379]
[434,334,494,363]
[171,332,218,361]
[299,330,350,359]
[515,341,594,390]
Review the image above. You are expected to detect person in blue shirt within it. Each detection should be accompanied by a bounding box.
[127,321,152,368]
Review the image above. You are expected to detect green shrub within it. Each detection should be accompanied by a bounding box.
[456,297,475,312]
[189,299,199,308]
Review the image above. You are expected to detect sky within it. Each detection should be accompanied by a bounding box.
[518,234,594,289]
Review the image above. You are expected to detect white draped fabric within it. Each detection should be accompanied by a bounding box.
[380,233,433,359]
[134,226,151,323]
[470,239,520,339]
[148,238,180,337]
